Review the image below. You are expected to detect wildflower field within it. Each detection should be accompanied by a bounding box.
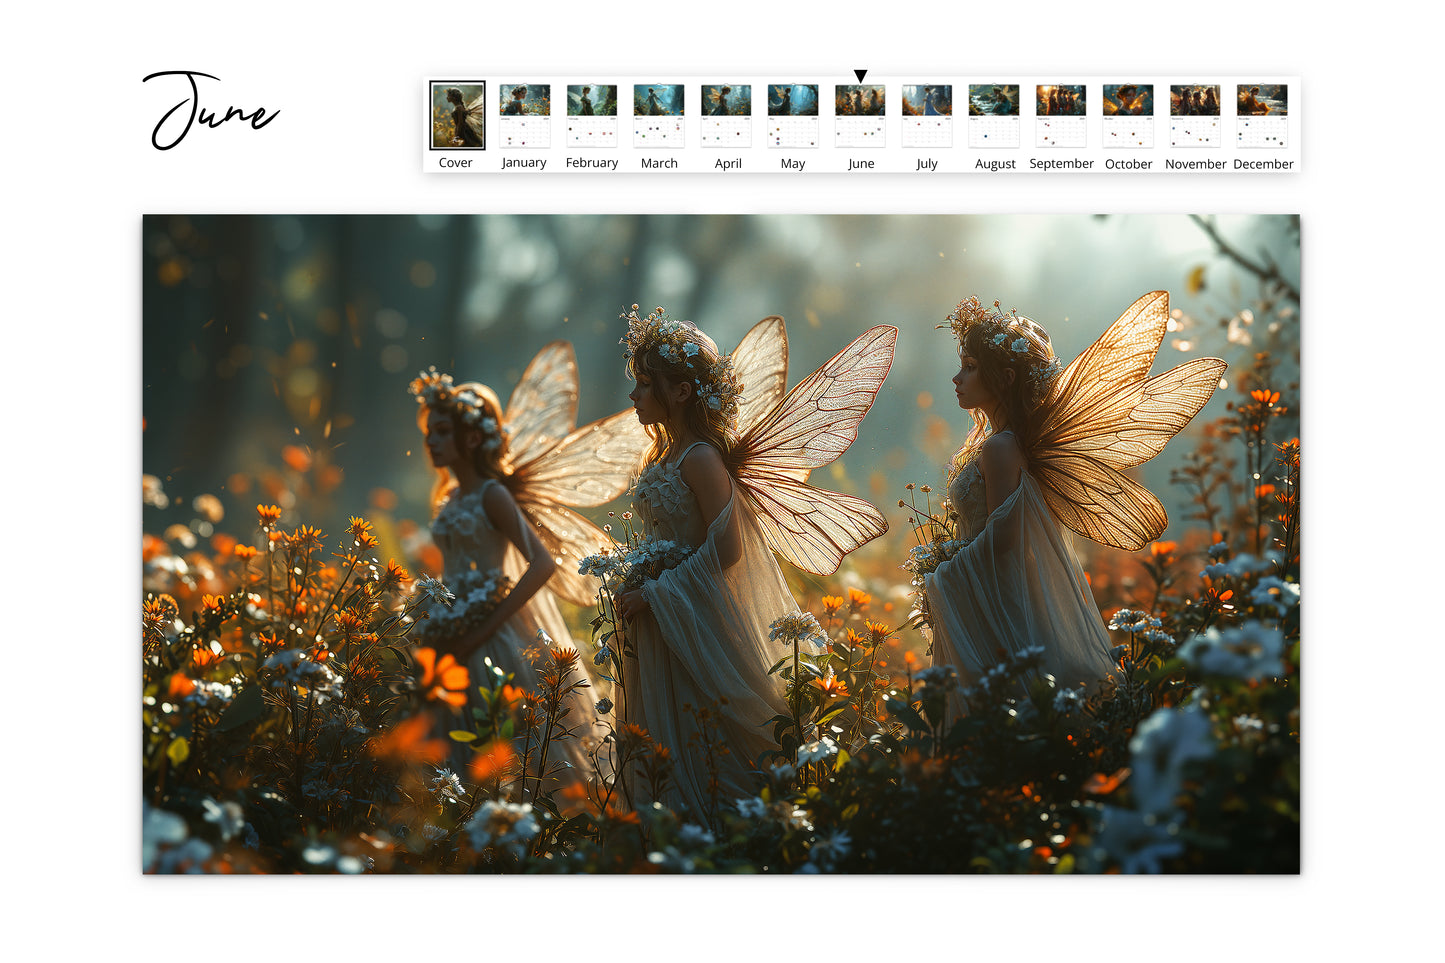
[141,362,1300,876]
[139,214,1301,878]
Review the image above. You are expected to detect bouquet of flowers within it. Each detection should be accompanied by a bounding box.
[416,567,513,652]
[898,484,961,650]
[578,517,694,662]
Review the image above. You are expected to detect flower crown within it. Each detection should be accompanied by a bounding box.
[939,296,1064,406]
[620,304,743,424]
[409,367,508,453]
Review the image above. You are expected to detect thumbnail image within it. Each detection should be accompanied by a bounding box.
[902,84,952,115]
[767,84,819,115]
[703,84,750,115]
[836,84,885,115]
[634,84,684,116]
[499,83,550,116]
[1037,84,1086,115]
[1103,84,1152,115]
[1238,84,1287,116]
[430,82,485,149]
[567,84,617,116]
[1171,84,1220,116]
[968,84,1020,116]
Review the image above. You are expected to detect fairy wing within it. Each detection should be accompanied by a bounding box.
[504,341,579,463]
[729,316,790,438]
[509,409,650,606]
[502,341,648,605]
[729,324,897,575]
[1030,291,1226,551]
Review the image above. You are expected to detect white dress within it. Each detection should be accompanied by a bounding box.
[923,437,1118,718]
[622,442,793,822]
[430,479,599,784]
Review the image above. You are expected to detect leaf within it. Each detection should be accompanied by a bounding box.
[167,736,189,766]
[1186,264,1206,294]
[835,749,851,771]
[214,684,264,732]
[449,730,478,743]
[884,697,928,733]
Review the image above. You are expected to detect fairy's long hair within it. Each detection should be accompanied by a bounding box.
[949,316,1059,483]
[628,328,738,468]
[416,381,513,512]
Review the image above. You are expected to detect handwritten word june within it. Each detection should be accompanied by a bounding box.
[142,70,279,150]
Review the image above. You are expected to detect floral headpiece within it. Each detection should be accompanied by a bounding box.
[939,296,1064,406]
[409,366,508,453]
[620,304,743,424]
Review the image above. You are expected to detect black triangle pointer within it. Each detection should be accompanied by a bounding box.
[854,69,867,82]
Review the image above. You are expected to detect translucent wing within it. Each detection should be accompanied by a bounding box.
[1029,291,1226,551]
[511,490,616,607]
[729,316,789,438]
[500,342,649,605]
[509,409,650,606]
[504,341,579,464]
[728,324,897,574]
[462,101,487,143]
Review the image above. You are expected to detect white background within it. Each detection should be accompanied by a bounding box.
[5,1,1434,959]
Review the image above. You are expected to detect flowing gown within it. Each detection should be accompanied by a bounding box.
[431,480,599,783]
[621,442,793,821]
[923,437,1117,719]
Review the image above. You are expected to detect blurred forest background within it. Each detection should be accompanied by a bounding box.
[141,213,1299,581]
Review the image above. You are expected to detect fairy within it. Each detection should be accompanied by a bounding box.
[923,292,1225,717]
[606,306,896,821]
[444,87,485,147]
[410,345,648,782]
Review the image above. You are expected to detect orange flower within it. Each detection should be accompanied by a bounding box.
[1083,768,1131,796]
[167,672,196,699]
[369,713,446,765]
[346,516,379,551]
[291,525,324,552]
[234,544,259,558]
[847,587,872,609]
[257,504,282,527]
[820,595,844,617]
[415,647,470,708]
[468,739,517,783]
[1255,484,1276,499]
[1250,389,1280,405]
[1148,540,1177,558]
[210,533,237,557]
[864,620,892,645]
[201,594,224,612]
[378,559,410,591]
[810,673,850,699]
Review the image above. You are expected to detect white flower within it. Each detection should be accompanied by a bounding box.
[1128,705,1216,815]
[1250,576,1300,616]
[466,800,539,858]
[1233,714,1265,733]
[768,611,826,649]
[1052,686,1086,713]
[734,796,768,819]
[796,736,838,766]
[1178,622,1284,681]
[676,823,715,848]
[415,576,456,609]
[804,827,853,872]
[429,767,466,804]
[1090,805,1183,874]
